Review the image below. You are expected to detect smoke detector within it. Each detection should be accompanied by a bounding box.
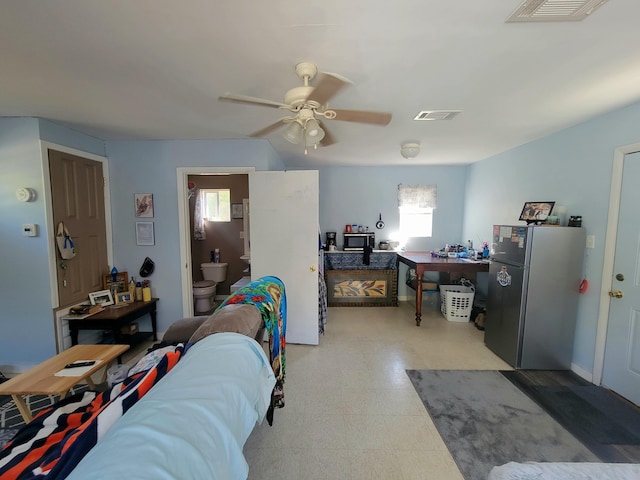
[401,142,420,159]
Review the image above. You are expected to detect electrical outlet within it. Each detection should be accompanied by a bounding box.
[586,235,595,249]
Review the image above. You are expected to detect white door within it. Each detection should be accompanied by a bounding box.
[602,151,640,405]
[249,171,319,345]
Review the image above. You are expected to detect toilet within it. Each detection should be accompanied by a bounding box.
[193,262,228,313]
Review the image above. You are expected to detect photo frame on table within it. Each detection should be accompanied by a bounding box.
[103,271,128,294]
[231,203,243,219]
[136,221,155,246]
[519,201,555,225]
[115,291,132,305]
[88,289,114,307]
[135,193,154,218]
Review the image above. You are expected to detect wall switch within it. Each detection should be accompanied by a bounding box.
[586,235,595,249]
[23,223,38,237]
[239,231,244,238]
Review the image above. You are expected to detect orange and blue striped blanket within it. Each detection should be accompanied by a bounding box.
[0,344,184,479]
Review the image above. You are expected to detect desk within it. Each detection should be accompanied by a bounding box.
[396,252,489,326]
[0,344,129,422]
[68,298,158,346]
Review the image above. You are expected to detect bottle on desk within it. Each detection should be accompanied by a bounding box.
[135,282,143,301]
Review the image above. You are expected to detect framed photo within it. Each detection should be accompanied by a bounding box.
[103,271,129,294]
[88,289,114,307]
[519,201,555,225]
[231,203,243,219]
[135,193,154,218]
[115,291,132,305]
[136,221,155,246]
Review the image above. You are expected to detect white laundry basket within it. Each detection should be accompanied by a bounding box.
[440,284,475,322]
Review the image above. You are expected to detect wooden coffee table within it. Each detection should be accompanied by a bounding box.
[0,344,129,422]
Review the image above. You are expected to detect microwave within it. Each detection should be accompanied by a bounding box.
[343,232,375,251]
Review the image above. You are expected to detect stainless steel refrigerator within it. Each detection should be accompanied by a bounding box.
[485,225,585,369]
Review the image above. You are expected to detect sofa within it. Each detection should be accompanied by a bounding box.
[0,276,286,480]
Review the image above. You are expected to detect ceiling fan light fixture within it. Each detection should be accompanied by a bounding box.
[283,121,303,144]
[304,119,325,144]
[401,142,420,159]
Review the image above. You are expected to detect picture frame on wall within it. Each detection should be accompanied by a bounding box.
[135,193,154,217]
[231,203,243,219]
[136,221,155,246]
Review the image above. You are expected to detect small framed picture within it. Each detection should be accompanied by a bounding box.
[136,221,155,246]
[88,289,114,307]
[135,193,154,218]
[231,203,243,219]
[519,201,555,225]
[103,271,128,293]
[115,291,132,305]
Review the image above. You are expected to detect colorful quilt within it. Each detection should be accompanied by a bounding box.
[216,275,286,424]
[0,344,183,479]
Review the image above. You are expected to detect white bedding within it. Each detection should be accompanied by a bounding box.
[488,461,640,480]
[67,332,275,480]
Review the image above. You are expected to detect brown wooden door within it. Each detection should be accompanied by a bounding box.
[49,150,108,307]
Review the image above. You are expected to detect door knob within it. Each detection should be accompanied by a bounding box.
[310,265,316,272]
[609,290,623,298]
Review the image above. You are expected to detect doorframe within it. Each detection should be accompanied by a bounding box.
[40,141,112,309]
[593,141,640,385]
[176,166,255,317]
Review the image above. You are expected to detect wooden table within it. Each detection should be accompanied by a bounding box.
[396,252,489,326]
[68,298,158,346]
[0,344,129,422]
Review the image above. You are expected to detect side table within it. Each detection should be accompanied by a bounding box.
[67,298,158,347]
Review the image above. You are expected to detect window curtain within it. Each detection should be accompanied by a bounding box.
[193,189,206,240]
[397,184,437,209]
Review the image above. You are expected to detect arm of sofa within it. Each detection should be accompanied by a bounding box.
[67,333,275,480]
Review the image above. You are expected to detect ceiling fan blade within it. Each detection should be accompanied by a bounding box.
[248,119,287,137]
[331,109,392,126]
[318,120,337,147]
[306,73,351,106]
[219,93,289,109]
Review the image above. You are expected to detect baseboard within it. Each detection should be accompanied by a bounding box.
[571,362,593,383]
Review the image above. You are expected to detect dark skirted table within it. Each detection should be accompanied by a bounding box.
[68,298,158,346]
[396,252,489,326]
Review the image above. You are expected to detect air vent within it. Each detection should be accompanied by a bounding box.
[413,111,461,121]
[506,0,608,22]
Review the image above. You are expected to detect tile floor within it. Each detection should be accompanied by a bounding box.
[244,302,512,480]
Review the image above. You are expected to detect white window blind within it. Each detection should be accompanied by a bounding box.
[398,184,437,238]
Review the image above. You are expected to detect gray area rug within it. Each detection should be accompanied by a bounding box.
[406,370,598,480]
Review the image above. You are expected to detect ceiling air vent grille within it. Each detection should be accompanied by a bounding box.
[506,0,608,22]
[413,110,461,121]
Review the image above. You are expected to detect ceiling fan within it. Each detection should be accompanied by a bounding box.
[219,62,392,154]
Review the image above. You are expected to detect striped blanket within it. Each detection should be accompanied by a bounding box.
[0,344,184,479]
[216,275,286,425]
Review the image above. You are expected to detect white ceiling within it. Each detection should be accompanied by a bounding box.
[2,1,640,168]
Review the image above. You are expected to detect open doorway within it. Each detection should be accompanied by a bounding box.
[176,167,255,317]
[187,173,249,315]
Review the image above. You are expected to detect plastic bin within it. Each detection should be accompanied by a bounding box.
[440,285,475,322]
[107,364,130,387]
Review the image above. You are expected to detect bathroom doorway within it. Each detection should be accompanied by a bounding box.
[187,173,249,312]
[176,167,255,316]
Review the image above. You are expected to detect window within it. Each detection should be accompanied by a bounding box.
[202,189,231,222]
[398,184,437,238]
[400,206,433,237]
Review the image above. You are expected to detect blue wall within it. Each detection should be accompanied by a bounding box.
[0,118,106,368]
[463,100,640,374]
[104,139,283,332]
[318,165,468,298]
